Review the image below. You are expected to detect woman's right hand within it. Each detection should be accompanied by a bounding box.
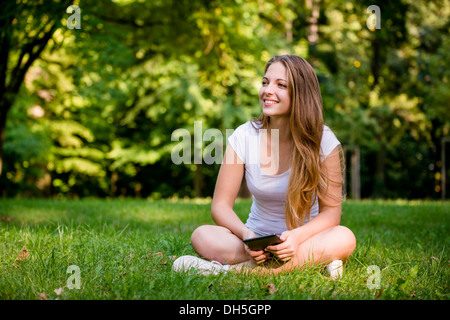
[242,229,271,265]
[246,247,271,265]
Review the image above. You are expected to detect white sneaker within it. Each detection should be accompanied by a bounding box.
[326,260,343,280]
[172,255,224,276]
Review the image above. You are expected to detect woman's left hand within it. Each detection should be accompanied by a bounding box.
[265,230,299,262]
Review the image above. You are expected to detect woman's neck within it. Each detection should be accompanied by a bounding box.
[268,116,291,143]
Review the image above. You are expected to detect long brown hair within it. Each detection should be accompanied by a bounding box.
[253,55,343,229]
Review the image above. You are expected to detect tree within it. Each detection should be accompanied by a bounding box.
[2,0,448,199]
[0,0,69,177]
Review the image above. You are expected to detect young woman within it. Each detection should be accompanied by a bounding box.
[173,55,356,277]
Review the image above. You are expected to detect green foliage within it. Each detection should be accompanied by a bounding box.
[0,0,449,198]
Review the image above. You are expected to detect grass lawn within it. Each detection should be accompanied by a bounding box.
[0,198,448,300]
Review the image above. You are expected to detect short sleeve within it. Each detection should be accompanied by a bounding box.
[320,126,341,161]
[227,122,248,163]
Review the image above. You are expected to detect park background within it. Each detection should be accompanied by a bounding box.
[0,0,449,301]
[0,0,449,200]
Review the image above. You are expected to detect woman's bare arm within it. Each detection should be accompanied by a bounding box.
[211,143,255,240]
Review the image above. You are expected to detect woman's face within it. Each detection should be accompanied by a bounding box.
[259,61,291,119]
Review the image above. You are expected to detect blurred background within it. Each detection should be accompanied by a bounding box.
[0,0,448,200]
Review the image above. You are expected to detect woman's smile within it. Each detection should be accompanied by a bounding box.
[263,99,279,106]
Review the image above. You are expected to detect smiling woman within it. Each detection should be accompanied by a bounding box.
[173,55,355,277]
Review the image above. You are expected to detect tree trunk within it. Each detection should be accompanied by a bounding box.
[371,36,381,89]
[373,145,386,198]
[306,0,320,55]
[0,99,12,177]
[194,164,203,197]
[351,146,361,200]
[441,137,450,200]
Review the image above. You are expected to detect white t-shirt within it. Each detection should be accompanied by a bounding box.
[227,121,340,236]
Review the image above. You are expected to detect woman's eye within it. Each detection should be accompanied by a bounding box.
[278,83,287,88]
[262,80,268,86]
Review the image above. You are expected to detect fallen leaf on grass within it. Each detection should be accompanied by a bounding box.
[54,287,64,296]
[376,288,383,299]
[14,247,29,268]
[142,251,177,266]
[430,256,439,262]
[263,283,278,294]
[39,292,48,300]
[151,252,171,265]
[16,247,29,261]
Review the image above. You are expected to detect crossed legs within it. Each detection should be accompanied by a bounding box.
[190,225,356,274]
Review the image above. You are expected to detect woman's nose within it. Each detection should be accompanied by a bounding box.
[264,83,275,95]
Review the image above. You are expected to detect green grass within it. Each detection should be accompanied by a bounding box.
[0,198,448,300]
